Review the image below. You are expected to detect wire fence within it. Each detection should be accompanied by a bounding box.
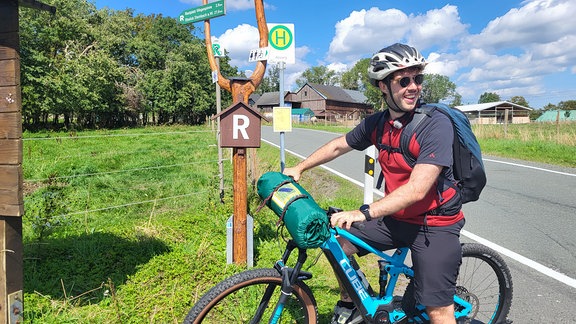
[23,128,229,223]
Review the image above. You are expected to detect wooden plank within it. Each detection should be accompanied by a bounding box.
[0,60,19,86]
[0,113,21,138]
[0,46,19,61]
[0,139,21,165]
[0,165,21,190]
[0,86,20,113]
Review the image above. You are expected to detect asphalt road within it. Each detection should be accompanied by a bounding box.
[261,126,576,323]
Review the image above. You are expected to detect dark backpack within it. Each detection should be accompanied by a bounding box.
[376,103,486,204]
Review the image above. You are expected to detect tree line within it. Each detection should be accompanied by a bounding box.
[19,0,237,130]
[20,1,574,131]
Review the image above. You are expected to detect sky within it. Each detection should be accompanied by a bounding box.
[92,0,576,108]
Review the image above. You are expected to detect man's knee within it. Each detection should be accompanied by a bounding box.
[337,236,358,255]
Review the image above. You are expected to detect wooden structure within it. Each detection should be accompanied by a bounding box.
[0,1,55,322]
[456,101,532,124]
[254,83,374,122]
[203,0,267,265]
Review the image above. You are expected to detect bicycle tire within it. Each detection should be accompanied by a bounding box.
[183,268,318,324]
[457,243,513,324]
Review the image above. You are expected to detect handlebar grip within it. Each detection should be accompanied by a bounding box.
[327,207,366,231]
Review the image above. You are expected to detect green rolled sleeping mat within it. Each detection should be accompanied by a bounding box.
[257,171,330,249]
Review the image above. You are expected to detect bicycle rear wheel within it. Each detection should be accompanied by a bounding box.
[457,243,513,324]
[183,268,318,323]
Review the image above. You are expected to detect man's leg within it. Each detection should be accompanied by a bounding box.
[427,304,456,324]
[410,219,464,324]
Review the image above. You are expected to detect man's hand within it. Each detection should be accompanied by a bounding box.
[282,167,302,182]
[330,210,366,230]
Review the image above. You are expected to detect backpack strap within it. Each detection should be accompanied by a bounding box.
[374,106,435,189]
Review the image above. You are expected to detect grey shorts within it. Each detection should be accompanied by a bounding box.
[348,217,465,307]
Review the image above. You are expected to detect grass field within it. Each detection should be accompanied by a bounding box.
[21,122,575,322]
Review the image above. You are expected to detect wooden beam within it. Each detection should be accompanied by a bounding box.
[0,1,24,322]
[18,0,56,13]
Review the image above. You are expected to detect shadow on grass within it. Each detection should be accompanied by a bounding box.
[24,231,170,304]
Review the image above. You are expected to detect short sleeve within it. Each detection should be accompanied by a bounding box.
[345,112,384,151]
[414,112,453,167]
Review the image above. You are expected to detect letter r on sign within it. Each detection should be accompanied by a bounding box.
[233,115,250,140]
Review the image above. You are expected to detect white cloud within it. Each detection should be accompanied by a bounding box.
[327,8,410,62]
[408,5,468,50]
[463,0,576,52]
[216,24,260,68]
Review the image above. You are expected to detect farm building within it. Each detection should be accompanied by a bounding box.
[455,101,532,124]
[535,110,576,122]
[253,83,374,123]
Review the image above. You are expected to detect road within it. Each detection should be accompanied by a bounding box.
[261,126,576,323]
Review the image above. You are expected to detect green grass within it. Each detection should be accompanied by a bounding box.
[21,122,575,322]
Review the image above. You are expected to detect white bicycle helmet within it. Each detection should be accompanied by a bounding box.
[368,43,427,87]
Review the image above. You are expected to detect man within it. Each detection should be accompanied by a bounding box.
[283,43,464,324]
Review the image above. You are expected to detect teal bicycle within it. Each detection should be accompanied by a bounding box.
[184,207,513,323]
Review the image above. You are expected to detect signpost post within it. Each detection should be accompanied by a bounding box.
[212,41,225,202]
[182,0,268,266]
[0,1,55,321]
[267,23,295,171]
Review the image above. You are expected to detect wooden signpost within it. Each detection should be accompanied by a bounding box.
[202,0,268,265]
[0,1,55,322]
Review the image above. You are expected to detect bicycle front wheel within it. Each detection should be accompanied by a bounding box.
[457,243,513,324]
[183,268,318,324]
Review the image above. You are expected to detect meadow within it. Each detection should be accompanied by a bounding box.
[21,122,575,322]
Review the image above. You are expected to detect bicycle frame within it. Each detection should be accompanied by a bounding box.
[267,226,473,323]
[321,227,473,323]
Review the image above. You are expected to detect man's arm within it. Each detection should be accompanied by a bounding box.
[283,135,353,182]
[331,163,443,229]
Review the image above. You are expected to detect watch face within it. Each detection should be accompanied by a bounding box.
[360,204,369,211]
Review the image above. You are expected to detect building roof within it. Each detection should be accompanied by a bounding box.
[455,101,532,112]
[305,83,368,104]
[254,91,289,106]
[291,108,315,116]
[536,110,576,122]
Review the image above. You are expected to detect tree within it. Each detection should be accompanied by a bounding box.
[295,66,339,88]
[478,92,501,104]
[420,74,459,104]
[450,93,462,107]
[258,64,280,94]
[509,96,529,107]
[340,58,383,110]
[558,100,576,110]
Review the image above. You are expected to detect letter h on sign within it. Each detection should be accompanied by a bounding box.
[212,102,268,148]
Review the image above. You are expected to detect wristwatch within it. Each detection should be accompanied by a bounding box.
[359,204,372,221]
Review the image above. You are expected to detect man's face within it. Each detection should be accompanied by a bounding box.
[380,68,423,112]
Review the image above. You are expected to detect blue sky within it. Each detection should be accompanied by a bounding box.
[93,0,576,108]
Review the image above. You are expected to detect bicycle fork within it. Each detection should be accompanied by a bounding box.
[251,241,311,324]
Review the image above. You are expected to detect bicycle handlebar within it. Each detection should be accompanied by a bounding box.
[327,206,366,231]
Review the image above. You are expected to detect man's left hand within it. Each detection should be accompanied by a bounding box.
[330,210,366,230]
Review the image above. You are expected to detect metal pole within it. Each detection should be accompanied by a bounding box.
[215,57,224,202]
[278,61,286,172]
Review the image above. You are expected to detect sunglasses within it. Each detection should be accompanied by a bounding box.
[396,74,424,88]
